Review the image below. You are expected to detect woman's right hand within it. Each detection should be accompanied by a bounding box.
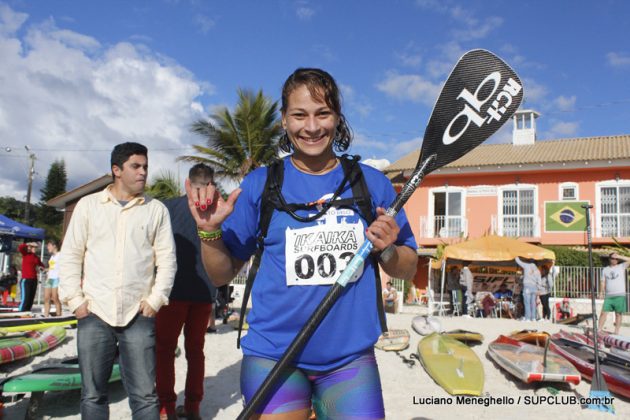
[185,179,241,232]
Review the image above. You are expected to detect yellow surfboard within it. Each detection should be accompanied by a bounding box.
[418,332,484,396]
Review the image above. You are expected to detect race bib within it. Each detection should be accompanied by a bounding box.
[285,218,365,286]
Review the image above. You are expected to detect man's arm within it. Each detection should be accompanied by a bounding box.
[58,199,89,314]
[612,253,630,268]
[144,205,177,314]
[514,256,526,269]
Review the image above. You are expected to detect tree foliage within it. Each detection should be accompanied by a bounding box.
[145,170,182,201]
[38,160,67,230]
[178,89,282,183]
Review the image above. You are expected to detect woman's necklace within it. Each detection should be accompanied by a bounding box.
[290,156,339,175]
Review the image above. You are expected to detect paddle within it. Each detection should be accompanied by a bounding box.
[582,204,615,413]
[237,49,523,419]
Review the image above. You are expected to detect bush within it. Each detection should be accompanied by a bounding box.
[545,245,604,268]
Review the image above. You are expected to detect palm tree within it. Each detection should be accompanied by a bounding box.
[179,89,282,182]
[146,170,182,201]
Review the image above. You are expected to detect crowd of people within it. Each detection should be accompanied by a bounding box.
[445,259,563,321]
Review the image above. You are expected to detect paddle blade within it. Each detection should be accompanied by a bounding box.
[419,49,523,173]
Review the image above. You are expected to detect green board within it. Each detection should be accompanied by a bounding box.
[0,358,121,393]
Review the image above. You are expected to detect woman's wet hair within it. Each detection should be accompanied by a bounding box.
[279,68,353,153]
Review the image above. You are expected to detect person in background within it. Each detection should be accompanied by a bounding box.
[60,142,177,419]
[515,256,541,321]
[44,238,61,316]
[446,265,462,315]
[156,163,217,420]
[598,252,630,335]
[383,281,398,314]
[43,239,63,317]
[18,242,44,312]
[538,264,554,321]
[0,266,18,305]
[460,262,474,316]
[559,297,572,320]
[493,282,514,319]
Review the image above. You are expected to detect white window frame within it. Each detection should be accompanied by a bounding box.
[497,184,539,237]
[595,179,630,238]
[427,186,466,238]
[558,182,579,201]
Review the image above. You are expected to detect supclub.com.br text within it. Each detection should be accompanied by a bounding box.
[412,394,615,407]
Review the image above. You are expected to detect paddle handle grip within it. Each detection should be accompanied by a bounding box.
[237,282,345,420]
[387,154,434,216]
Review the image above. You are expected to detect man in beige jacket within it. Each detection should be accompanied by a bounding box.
[60,142,176,420]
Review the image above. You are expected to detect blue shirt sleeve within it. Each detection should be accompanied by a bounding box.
[222,168,265,262]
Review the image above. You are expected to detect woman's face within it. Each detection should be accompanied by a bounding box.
[282,85,339,160]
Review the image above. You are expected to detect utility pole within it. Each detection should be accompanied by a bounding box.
[24,145,36,224]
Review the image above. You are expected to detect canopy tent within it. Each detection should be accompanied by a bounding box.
[0,214,45,240]
[431,235,555,315]
[441,235,555,265]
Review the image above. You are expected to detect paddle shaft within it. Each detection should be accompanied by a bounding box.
[582,204,608,392]
[236,156,434,420]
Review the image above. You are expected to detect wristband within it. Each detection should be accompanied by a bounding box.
[379,244,396,263]
[198,228,222,241]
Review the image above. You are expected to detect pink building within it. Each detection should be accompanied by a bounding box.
[384,110,630,291]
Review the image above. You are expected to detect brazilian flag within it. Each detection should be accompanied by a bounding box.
[545,201,588,232]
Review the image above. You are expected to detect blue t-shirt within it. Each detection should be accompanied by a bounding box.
[222,156,417,371]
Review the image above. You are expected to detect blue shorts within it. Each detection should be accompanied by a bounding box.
[240,350,385,418]
[44,277,59,288]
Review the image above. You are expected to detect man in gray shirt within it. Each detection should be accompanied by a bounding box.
[598,252,629,335]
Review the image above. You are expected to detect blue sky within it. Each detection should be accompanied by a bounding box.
[1,0,629,200]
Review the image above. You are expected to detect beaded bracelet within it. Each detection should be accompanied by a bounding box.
[198,228,223,241]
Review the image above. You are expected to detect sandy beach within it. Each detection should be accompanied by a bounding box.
[1,306,629,419]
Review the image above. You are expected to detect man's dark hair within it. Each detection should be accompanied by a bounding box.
[110,142,148,179]
[188,163,214,184]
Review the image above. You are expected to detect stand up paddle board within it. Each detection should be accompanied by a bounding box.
[0,326,66,365]
[0,357,121,394]
[443,330,483,344]
[417,332,484,395]
[0,315,76,335]
[411,316,441,335]
[549,331,630,399]
[488,335,580,384]
[375,329,410,351]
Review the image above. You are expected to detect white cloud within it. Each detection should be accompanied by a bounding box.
[522,78,548,104]
[362,158,391,171]
[0,4,210,201]
[542,121,580,139]
[606,51,630,68]
[296,7,315,20]
[376,72,442,106]
[0,3,27,35]
[415,1,502,41]
[394,42,423,68]
[295,1,315,20]
[340,83,373,118]
[551,95,577,112]
[395,51,422,68]
[194,14,216,34]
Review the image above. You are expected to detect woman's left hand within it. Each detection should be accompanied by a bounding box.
[365,207,399,252]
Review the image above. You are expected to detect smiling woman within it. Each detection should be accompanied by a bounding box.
[185,67,419,420]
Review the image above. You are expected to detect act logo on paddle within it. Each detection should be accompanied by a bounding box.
[443,72,522,145]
